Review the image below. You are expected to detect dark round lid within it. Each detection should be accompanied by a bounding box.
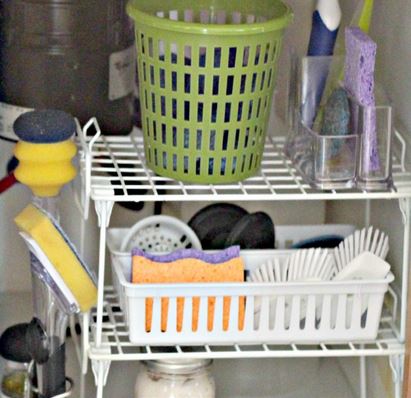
[225,212,275,249]
[188,203,248,250]
[13,109,76,143]
[0,323,31,363]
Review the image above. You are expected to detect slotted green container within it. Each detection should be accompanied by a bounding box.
[127,0,293,183]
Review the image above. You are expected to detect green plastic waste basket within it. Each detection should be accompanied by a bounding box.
[128,0,293,183]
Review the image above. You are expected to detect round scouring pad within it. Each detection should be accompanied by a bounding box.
[13,110,76,143]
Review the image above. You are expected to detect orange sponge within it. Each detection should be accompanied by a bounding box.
[132,256,245,332]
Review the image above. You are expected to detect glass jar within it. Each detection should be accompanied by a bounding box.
[0,360,29,398]
[135,359,215,398]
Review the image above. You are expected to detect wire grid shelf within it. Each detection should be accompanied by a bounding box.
[87,287,404,361]
[77,124,411,204]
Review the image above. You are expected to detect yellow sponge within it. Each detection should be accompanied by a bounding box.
[14,140,77,197]
[15,204,97,312]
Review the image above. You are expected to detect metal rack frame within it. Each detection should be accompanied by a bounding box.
[76,119,411,398]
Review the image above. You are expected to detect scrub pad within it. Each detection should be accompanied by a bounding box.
[344,27,379,172]
[13,110,76,143]
[13,109,77,197]
[132,255,245,332]
[344,27,376,106]
[321,87,350,137]
[15,204,97,312]
[131,246,240,264]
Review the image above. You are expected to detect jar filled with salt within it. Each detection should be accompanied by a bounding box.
[135,359,215,398]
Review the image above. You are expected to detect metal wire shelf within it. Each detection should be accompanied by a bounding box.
[77,121,411,209]
[87,288,404,362]
[75,119,410,398]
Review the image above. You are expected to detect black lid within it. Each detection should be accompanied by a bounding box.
[0,323,31,363]
[225,212,275,249]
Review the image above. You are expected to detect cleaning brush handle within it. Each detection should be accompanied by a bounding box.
[307,0,341,56]
[0,172,17,194]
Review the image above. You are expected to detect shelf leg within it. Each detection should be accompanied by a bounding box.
[399,198,411,343]
[94,361,107,398]
[359,356,367,398]
[79,369,86,398]
[81,312,90,375]
[94,200,114,347]
[389,355,404,398]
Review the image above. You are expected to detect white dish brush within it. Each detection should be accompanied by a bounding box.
[288,248,335,282]
[333,226,389,273]
[248,249,335,329]
[247,257,286,283]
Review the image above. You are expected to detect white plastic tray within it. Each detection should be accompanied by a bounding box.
[107,225,393,345]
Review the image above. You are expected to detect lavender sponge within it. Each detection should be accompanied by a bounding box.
[132,246,240,264]
[13,109,76,143]
[344,27,376,106]
[344,27,379,172]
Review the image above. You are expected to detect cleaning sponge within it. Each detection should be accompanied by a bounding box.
[15,204,97,312]
[13,109,77,197]
[13,110,76,143]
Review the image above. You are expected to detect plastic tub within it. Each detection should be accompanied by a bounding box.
[286,120,359,189]
[105,224,393,345]
[127,0,293,183]
[285,54,393,190]
[110,247,392,345]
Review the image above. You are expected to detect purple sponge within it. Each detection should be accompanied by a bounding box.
[344,27,379,172]
[344,27,376,106]
[13,109,76,143]
[131,246,240,264]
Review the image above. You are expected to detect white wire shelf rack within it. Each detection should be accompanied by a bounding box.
[77,123,411,204]
[86,287,404,362]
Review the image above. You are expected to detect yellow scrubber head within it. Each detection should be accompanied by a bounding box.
[15,204,97,312]
[14,140,77,197]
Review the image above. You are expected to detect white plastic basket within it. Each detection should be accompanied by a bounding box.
[120,215,202,252]
[107,225,393,345]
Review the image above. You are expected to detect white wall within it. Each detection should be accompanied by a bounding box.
[372,0,411,134]
[325,0,411,316]
[325,1,411,396]
[0,140,32,292]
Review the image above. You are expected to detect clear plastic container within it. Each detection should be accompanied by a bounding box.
[285,54,393,190]
[286,120,359,189]
[135,359,215,398]
[356,104,393,190]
